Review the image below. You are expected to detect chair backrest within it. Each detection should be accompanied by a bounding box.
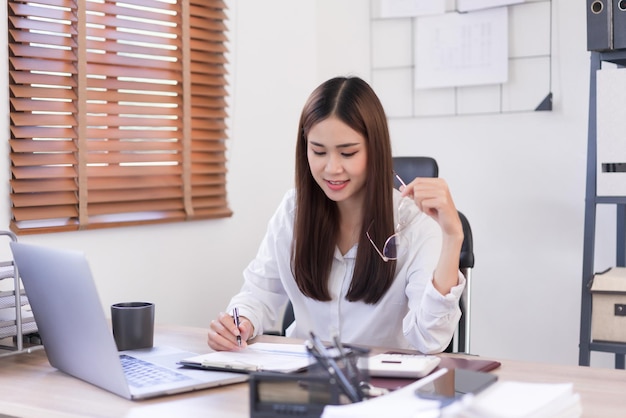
[393,156,438,185]
[458,212,475,271]
[392,156,474,354]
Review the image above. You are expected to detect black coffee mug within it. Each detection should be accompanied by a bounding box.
[111,302,155,351]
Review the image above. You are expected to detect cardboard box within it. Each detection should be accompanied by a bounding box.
[591,267,626,343]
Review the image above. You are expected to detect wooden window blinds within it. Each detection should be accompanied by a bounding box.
[8,0,231,235]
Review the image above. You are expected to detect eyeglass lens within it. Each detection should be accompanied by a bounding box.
[382,234,399,260]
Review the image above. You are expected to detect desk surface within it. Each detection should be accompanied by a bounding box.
[1,325,626,417]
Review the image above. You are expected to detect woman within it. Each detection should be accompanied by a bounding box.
[207,76,465,353]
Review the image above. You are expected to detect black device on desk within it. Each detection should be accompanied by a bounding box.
[414,368,498,405]
[249,332,370,418]
[249,371,344,418]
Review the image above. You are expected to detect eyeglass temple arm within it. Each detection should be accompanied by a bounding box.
[393,171,407,188]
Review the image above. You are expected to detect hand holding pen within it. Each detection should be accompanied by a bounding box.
[207,309,252,351]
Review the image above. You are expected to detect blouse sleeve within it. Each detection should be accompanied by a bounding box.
[399,205,466,353]
[404,270,466,353]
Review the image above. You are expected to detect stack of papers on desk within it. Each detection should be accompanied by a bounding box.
[321,374,581,418]
[456,381,582,418]
[321,369,447,418]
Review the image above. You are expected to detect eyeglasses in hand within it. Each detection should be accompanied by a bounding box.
[366,172,417,262]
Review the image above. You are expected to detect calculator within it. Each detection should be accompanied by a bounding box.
[363,353,441,378]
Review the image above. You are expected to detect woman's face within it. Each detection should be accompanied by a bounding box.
[307,117,368,205]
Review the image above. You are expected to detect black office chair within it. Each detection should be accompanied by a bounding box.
[271,157,474,354]
[392,156,439,180]
[393,156,474,354]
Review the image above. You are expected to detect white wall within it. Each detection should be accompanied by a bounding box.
[0,1,317,336]
[388,2,616,368]
[0,0,615,368]
[313,0,613,368]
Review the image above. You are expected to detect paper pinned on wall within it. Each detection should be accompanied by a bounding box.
[414,7,508,89]
[458,0,524,13]
[379,0,445,18]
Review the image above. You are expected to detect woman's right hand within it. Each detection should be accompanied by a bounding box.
[207,311,254,351]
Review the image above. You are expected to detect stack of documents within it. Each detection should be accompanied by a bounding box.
[455,381,582,418]
[321,369,446,418]
[321,373,581,418]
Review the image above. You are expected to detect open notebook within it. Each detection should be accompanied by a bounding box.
[180,342,315,373]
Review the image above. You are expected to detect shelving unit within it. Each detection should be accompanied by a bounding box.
[0,230,41,357]
[579,49,626,368]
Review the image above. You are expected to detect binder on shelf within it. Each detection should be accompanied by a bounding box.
[596,67,626,196]
[587,0,612,51]
[613,0,626,50]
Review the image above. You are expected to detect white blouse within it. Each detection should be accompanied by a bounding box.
[226,188,465,353]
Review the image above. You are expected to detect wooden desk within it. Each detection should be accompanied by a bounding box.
[0,325,625,417]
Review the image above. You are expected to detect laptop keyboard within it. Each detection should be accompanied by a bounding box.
[120,354,192,388]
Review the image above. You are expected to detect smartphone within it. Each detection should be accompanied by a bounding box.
[415,368,498,403]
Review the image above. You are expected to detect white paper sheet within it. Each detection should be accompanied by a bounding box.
[321,368,447,418]
[458,0,524,12]
[379,0,446,18]
[459,381,582,418]
[414,8,508,89]
[322,375,582,418]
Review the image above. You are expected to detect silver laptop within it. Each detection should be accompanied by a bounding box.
[10,242,248,400]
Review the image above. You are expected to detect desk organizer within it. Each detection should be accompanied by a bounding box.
[0,230,41,357]
[249,341,370,418]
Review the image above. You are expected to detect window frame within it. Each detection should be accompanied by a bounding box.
[8,0,231,235]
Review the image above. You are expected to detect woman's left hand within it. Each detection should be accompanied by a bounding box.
[401,177,464,294]
[400,177,463,240]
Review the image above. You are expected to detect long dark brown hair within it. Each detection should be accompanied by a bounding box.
[292,76,396,304]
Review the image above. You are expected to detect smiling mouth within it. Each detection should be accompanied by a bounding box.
[325,179,349,191]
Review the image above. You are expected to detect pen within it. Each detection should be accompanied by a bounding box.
[307,332,361,402]
[233,307,242,347]
[331,331,355,376]
[331,331,368,400]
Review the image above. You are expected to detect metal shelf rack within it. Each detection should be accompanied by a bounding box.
[579,49,626,368]
[0,230,42,357]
